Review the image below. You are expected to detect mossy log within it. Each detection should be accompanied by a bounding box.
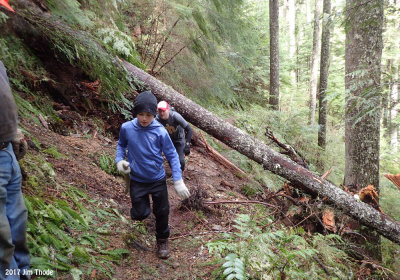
[122,60,400,245]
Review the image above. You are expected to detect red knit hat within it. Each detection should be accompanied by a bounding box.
[0,0,15,12]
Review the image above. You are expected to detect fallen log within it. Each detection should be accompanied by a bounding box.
[122,60,400,245]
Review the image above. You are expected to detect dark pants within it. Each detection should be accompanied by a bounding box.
[173,139,185,171]
[129,178,170,239]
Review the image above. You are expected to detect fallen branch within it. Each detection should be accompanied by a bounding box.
[169,230,227,240]
[265,127,308,168]
[181,204,213,232]
[203,199,284,219]
[204,200,277,208]
[38,114,49,129]
[312,255,331,276]
[321,168,332,179]
[355,259,398,278]
[196,131,247,178]
[275,192,300,205]
[383,173,400,191]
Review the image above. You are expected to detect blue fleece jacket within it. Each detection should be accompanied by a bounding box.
[115,118,182,183]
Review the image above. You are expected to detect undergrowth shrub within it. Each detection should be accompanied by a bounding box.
[43,146,65,159]
[230,105,345,186]
[44,0,93,28]
[17,7,136,119]
[97,27,145,68]
[98,152,119,176]
[207,213,351,279]
[0,36,61,124]
[25,186,130,279]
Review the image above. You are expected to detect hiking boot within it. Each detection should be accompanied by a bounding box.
[156,238,170,259]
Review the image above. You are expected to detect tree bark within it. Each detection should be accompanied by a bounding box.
[344,0,383,192]
[288,0,297,87]
[269,0,280,110]
[389,17,400,152]
[309,0,321,125]
[318,0,332,149]
[344,0,384,259]
[122,60,400,245]
[382,59,391,131]
[390,69,399,152]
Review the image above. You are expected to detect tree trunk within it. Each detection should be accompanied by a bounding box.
[309,0,321,125]
[344,0,383,193]
[317,0,332,149]
[382,59,391,131]
[122,60,400,245]
[389,18,400,152]
[345,0,384,259]
[288,0,297,87]
[269,0,280,110]
[305,0,312,24]
[390,68,399,152]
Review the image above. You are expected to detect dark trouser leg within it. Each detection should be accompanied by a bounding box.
[129,178,170,239]
[151,184,170,239]
[129,181,151,221]
[173,139,185,171]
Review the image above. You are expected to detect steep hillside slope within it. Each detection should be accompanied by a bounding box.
[20,116,256,279]
[2,1,397,278]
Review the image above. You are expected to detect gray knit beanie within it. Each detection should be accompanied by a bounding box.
[133,91,157,116]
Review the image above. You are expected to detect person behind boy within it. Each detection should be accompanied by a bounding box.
[1,60,31,278]
[115,91,190,259]
[156,101,192,171]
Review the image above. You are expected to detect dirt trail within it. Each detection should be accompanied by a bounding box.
[21,118,252,279]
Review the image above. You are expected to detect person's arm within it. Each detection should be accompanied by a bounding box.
[162,131,190,199]
[162,132,182,181]
[183,124,192,143]
[0,61,18,143]
[174,112,192,155]
[183,124,192,155]
[115,124,130,173]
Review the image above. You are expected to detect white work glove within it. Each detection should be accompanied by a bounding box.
[12,128,28,160]
[174,179,190,199]
[117,160,131,174]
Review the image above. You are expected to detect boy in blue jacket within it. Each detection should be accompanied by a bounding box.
[115,91,190,259]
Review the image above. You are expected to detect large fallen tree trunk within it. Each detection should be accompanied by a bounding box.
[123,60,400,245]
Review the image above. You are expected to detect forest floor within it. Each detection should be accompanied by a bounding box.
[20,116,271,280]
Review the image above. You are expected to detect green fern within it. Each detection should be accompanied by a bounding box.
[98,152,119,176]
[222,253,246,280]
[45,0,93,28]
[16,9,136,119]
[24,185,131,278]
[0,11,8,23]
[98,28,135,58]
[207,213,351,279]
[99,248,130,264]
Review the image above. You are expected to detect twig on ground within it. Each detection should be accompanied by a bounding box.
[170,231,227,240]
[181,204,213,232]
[204,200,276,208]
[355,259,397,278]
[275,193,300,205]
